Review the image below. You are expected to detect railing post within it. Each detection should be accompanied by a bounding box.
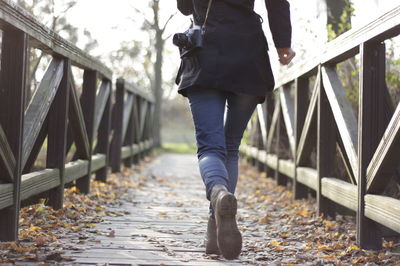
[95,80,112,182]
[265,93,275,176]
[317,66,336,218]
[123,95,134,168]
[76,70,97,194]
[274,94,286,186]
[47,58,70,209]
[111,79,125,173]
[357,41,389,249]
[0,29,28,241]
[294,77,310,199]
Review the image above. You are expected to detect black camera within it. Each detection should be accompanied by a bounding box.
[173,26,203,57]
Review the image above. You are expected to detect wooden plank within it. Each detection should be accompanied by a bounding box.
[278,159,295,179]
[65,160,89,184]
[337,138,356,185]
[123,95,136,167]
[66,73,90,159]
[76,70,97,194]
[47,58,70,210]
[366,105,400,192]
[122,94,134,142]
[118,78,155,103]
[92,153,107,172]
[257,104,267,147]
[266,99,280,152]
[93,80,111,136]
[20,169,60,201]
[275,6,400,89]
[322,66,358,180]
[110,80,125,173]
[279,85,296,157]
[321,178,357,212]
[95,80,112,181]
[0,0,112,80]
[22,118,48,174]
[317,82,337,217]
[296,167,318,191]
[358,42,388,249]
[22,58,64,168]
[365,195,400,234]
[0,124,15,182]
[138,98,148,142]
[0,29,28,241]
[0,184,13,210]
[296,73,319,166]
[294,76,310,199]
[274,97,286,185]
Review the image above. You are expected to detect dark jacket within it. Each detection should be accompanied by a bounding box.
[175,0,292,101]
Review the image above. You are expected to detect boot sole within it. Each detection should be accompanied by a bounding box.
[216,193,242,260]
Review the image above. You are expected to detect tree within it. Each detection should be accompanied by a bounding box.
[15,0,98,104]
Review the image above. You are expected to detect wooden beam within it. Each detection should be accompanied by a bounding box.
[118,78,154,103]
[358,42,389,249]
[322,178,357,212]
[322,66,358,180]
[296,73,319,166]
[365,195,400,234]
[256,104,267,146]
[22,117,48,174]
[76,70,97,194]
[47,58,70,210]
[294,76,310,199]
[0,124,15,182]
[317,81,337,218]
[110,80,126,173]
[22,58,64,168]
[366,103,400,192]
[0,29,28,241]
[122,94,134,143]
[95,80,112,182]
[279,85,296,158]
[93,80,111,136]
[266,99,280,152]
[66,73,90,159]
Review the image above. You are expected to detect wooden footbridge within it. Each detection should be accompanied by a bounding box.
[0,0,400,263]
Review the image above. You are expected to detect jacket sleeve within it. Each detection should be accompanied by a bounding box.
[265,0,292,48]
[177,0,194,16]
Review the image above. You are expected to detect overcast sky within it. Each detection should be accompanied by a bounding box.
[65,0,398,89]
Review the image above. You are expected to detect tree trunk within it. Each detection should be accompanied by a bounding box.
[153,31,164,148]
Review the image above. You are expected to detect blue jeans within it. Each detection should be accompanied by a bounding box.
[187,88,259,201]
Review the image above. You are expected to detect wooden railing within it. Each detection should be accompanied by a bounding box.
[0,0,154,241]
[242,6,400,249]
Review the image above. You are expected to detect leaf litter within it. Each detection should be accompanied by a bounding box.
[0,166,142,264]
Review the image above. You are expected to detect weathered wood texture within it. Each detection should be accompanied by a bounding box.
[0,3,155,242]
[241,6,400,251]
[0,29,28,241]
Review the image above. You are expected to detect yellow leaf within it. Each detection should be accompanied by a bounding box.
[347,245,359,252]
[268,240,281,247]
[296,210,309,217]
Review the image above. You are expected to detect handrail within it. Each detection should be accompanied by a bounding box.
[0,2,155,242]
[243,5,400,250]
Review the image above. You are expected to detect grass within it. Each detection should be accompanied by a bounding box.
[156,142,197,155]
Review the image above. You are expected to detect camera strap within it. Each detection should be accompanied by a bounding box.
[202,0,213,33]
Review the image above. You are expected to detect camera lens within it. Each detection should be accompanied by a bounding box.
[173,33,189,48]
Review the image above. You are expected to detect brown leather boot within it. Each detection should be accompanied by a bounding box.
[210,184,242,260]
[205,216,220,254]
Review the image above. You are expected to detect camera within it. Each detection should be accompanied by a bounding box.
[173,26,203,57]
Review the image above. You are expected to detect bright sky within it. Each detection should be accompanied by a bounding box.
[65,0,399,89]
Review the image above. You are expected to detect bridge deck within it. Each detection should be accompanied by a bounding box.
[52,154,400,265]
